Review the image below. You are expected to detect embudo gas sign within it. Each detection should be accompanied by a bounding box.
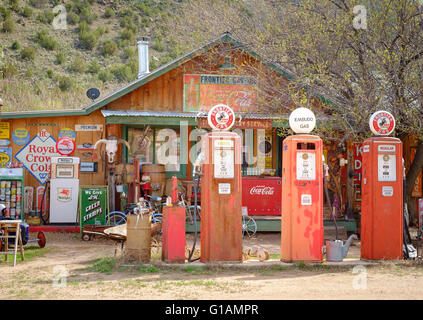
[15,129,61,184]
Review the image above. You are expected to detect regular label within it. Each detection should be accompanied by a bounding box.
[382,186,394,197]
[301,194,312,206]
[378,154,396,181]
[296,152,316,180]
[218,183,231,194]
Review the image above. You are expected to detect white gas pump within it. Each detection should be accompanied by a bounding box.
[49,157,80,223]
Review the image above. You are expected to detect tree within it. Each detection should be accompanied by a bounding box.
[167,0,423,224]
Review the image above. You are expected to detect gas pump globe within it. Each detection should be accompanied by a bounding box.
[281,107,324,262]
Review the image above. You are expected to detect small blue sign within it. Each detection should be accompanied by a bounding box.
[12,128,30,146]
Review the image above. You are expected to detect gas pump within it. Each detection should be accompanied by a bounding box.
[281,108,324,262]
[200,104,242,263]
[49,157,80,223]
[361,111,403,260]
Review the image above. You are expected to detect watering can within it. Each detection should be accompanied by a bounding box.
[325,234,358,262]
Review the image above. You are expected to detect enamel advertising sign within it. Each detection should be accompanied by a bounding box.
[15,130,61,184]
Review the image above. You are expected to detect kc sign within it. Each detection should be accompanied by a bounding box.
[15,130,61,184]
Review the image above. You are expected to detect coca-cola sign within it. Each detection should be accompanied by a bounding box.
[249,185,275,196]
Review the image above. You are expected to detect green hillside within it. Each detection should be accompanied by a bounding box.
[0,0,190,112]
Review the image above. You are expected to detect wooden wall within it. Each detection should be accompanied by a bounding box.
[1,109,107,189]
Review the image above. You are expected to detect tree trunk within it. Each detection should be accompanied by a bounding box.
[405,142,423,226]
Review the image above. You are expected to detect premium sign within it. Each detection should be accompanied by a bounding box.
[75,124,103,132]
[15,130,60,184]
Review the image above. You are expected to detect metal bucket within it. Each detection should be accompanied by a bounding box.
[126,214,151,263]
[325,240,344,262]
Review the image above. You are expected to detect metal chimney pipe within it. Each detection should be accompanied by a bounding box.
[137,36,150,78]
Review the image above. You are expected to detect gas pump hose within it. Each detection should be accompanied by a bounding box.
[323,165,338,240]
[187,174,201,262]
[40,180,50,225]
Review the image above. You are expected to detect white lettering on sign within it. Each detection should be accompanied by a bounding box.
[15,131,61,184]
[378,154,396,182]
[382,186,394,197]
[296,152,316,180]
[301,194,312,206]
[218,183,231,194]
[249,186,275,196]
[377,145,396,152]
[363,145,370,153]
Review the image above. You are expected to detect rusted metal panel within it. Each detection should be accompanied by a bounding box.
[162,205,186,263]
[281,135,324,262]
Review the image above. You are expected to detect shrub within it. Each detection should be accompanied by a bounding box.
[0,6,11,20]
[9,0,20,12]
[29,0,48,8]
[55,51,65,64]
[36,29,58,51]
[11,40,20,50]
[153,38,165,52]
[0,62,18,78]
[104,7,114,18]
[21,47,36,60]
[120,28,135,42]
[98,69,113,82]
[70,56,86,73]
[2,17,14,33]
[111,64,135,82]
[101,40,118,56]
[123,47,136,59]
[67,12,79,25]
[79,31,98,50]
[80,7,97,24]
[22,6,32,18]
[58,76,73,91]
[88,58,100,74]
[37,10,54,24]
[46,69,53,78]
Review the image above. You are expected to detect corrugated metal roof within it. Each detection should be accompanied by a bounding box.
[101,110,282,120]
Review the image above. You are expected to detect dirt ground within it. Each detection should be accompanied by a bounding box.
[1,232,423,300]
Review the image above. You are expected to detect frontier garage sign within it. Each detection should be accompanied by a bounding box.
[15,130,61,184]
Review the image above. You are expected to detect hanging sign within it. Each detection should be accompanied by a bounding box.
[207,104,236,131]
[0,122,10,139]
[369,111,395,136]
[0,147,12,167]
[58,128,76,140]
[15,130,61,184]
[289,108,316,134]
[56,137,76,156]
[75,124,103,132]
[79,186,108,232]
[12,128,30,146]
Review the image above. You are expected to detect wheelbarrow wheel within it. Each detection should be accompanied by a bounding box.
[37,231,46,248]
[82,234,91,241]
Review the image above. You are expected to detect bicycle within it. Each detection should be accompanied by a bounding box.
[106,203,137,226]
[177,184,201,224]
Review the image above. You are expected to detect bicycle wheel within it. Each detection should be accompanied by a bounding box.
[187,205,201,222]
[242,216,257,238]
[107,211,127,226]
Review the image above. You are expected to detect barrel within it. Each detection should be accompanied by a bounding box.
[141,164,166,196]
[126,214,151,263]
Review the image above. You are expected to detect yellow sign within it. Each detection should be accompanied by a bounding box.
[0,122,10,139]
[0,153,10,166]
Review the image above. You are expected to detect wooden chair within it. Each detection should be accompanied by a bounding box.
[0,220,25,267]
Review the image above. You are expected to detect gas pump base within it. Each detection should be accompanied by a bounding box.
[162,206,186,264]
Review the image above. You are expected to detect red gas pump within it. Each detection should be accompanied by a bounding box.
[281,108,324,262]
[361,111,403,260]
[200,105,243,263]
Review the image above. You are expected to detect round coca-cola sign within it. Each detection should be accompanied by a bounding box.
[56,137,76,156]
[369,111,395,136]
[207,104,235,131]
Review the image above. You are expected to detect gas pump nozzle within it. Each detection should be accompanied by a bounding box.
[193,152,204,177]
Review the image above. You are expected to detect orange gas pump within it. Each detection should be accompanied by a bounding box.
[200,105,242,263]
[281,108,324,262]
[361,111,403,260]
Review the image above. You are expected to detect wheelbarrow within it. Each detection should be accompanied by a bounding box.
[81,224,114,241]
[0,218,46,249]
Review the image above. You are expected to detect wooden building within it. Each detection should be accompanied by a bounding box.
[0,33,388,232]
